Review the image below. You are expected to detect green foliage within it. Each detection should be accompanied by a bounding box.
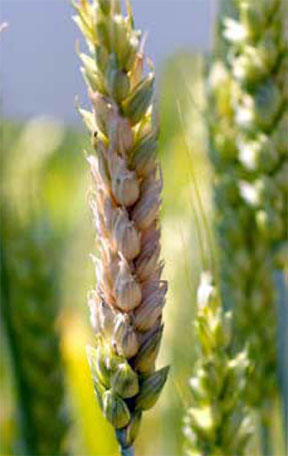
[0,213,68,455]
[0,115,71,455]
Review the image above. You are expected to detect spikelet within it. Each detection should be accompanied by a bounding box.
[0,212,68,456]
[73,0,168,452]
[183,273,253,456]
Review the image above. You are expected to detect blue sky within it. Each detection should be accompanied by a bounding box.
[0,0,217,123]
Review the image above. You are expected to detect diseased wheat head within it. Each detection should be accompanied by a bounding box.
[73,0,169,453]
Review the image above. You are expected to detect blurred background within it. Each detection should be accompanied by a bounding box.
[0,1,218,455]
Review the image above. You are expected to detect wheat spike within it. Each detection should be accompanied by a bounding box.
[73,1,168,453]
[183,272,253,456]
[208,0,288,445]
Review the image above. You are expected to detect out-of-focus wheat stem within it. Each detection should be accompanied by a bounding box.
[276,268,288,450]
[117,438,135,456]
[260,418,272,456]
[73,0,168,451]
[0,239,33,456]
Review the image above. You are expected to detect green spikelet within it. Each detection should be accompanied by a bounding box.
[183,273,253,456]
[0,211,68,456]
[73,1,168,453]
[208,0,288,447]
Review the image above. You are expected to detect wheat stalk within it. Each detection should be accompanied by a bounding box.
[73,1,168,453]
[208,0,288,449]
[183,272,252,456]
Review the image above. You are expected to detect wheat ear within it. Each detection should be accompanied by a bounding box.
[183,272,252,456]
[73,0,168,453]
[208,0,288,447]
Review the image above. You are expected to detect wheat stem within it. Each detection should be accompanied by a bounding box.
[0,240,34,456]
[119,444,135,456]
[276,269,288,450]
[260,416,273,456]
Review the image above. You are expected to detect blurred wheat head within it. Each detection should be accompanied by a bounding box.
[207,0,288,447]
[73,0,168,453]
[183,272,253,456]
